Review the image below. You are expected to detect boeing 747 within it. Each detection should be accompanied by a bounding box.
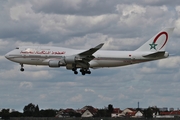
[5,28,174,75]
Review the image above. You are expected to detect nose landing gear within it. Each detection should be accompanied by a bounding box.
[20,64,24,72]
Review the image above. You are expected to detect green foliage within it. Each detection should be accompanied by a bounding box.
[0,109,10,119]
[34,105,40,117]
[143,107,153,118]
[39,109,57,117]
[74,112,81,117]
[23,103,58,117]
[95,104,114,117]
[23,103,36,117]
[10,111,23,117]
[107,104,114,117]
[95,109,108,117]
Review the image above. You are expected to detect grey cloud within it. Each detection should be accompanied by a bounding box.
[0,0,176,46]
[31,0,180,16]
[1,0,180,111]
[31,0,119,16]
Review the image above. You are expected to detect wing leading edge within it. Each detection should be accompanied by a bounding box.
[79,43,104,56]
[75,43,104,66]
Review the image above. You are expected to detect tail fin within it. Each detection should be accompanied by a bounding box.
[136,28,174,52]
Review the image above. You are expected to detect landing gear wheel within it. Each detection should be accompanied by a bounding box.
[74,71,78,74]
[20,64,24,72]
[81,72,85,75]
[80,69,91,75]
[20,68,24,72]
[72,68,76,71]
[72,67,78,74]
[86,71,91,74]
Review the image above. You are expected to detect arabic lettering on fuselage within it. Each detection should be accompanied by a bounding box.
[20,50,65,55]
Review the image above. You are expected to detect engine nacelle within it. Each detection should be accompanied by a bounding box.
[48,60,60,67]
[64,56,76,64]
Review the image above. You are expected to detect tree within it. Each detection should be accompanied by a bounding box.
[95,109,108,117]
[39,109,57,117]
[0,109,10,119]
[23,103,36,117]
[34,105,40,117]
[108,104,114,113]
[74,112,81,117]
[10,111,23,117]
[152,107,160,116]
[143,107,153,118]
[107,104,114,117]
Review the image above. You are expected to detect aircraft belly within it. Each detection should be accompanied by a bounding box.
[90,59,130,67]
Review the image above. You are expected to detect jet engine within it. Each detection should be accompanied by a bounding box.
[64,56,76,64]
[48,60,61,67]
[48,56,77,68]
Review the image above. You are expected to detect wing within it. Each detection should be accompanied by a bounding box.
[43,43,104,69]
[79,43,104,56]
[77,43,104,61]
[75,43,104,68]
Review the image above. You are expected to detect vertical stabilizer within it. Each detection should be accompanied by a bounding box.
[136,28,174,52]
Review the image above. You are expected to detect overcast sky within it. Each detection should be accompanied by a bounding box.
[1,0,180,111]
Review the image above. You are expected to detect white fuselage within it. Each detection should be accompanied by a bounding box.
[5,46,167,69]
[4,28,173,75]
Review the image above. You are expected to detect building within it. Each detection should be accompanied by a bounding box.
[111,108,122,117]
[81,106,98,117]
[56,108,77,117]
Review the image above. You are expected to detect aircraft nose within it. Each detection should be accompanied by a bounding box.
[5,53,10,59]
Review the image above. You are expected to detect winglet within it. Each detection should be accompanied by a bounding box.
[94,43,104,49]
[136,28,174,52]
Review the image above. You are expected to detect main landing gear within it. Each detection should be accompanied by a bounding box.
[72,68,91,75]
[80,69,91,75]
[72,68,78,74]
[20,64,24,72]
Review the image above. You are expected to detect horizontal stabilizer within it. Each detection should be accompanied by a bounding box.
[143,51,166,58]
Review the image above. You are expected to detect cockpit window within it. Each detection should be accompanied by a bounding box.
[16,47,19,49]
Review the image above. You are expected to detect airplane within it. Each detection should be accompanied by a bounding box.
[5,28,174,75]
